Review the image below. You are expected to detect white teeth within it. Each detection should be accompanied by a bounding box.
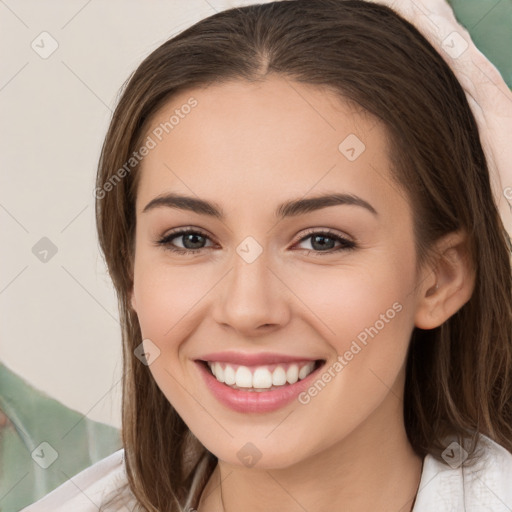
[224,365,236,385]
[286,364,299,384]
[299,363,314,380]
[253,368,273,388]
[235,366,253,388]
[272,366,287,386]
[207,360,318,389]
[214,362,224,383]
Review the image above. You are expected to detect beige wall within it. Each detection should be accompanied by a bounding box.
[0,0,256,428]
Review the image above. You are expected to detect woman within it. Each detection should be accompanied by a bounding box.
[22,0,512,510]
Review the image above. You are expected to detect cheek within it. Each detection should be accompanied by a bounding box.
[132,255,210,339]
[131,258,209,408]
[284,253,417,415]
[287,257,414,352]
[285,262,415,436]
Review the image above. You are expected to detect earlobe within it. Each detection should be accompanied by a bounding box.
[414,230,475,330]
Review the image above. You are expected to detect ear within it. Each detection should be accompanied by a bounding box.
[414,230,475,329]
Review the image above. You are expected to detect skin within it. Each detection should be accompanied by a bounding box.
[130,76,474,512]
[0,409,9,428]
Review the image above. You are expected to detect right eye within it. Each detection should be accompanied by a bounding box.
[156,228,215,255]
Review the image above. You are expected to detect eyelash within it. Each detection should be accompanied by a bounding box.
[155,227,357,256]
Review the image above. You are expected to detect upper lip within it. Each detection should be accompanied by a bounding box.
[197,351,323,366]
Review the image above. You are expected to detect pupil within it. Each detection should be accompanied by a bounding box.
[312,235,334,251]
[184,233,204,249]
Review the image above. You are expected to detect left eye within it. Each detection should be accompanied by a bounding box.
[295,231,356,254]
[156,228,356,256]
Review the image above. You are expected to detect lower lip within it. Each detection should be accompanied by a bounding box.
[195,360,325,413]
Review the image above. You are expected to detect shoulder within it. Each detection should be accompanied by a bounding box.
[413,434,512,511]
[20,448,137,512]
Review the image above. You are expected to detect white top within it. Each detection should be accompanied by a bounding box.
[20,434,512,511]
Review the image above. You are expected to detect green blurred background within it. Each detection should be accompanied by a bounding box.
[0,363,121,512]
[447,0,512,88]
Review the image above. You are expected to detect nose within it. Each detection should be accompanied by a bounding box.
[212,247,291,336]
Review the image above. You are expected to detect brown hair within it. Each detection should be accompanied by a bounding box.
[95,1,512,510]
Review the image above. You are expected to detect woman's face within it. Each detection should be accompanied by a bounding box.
[130,76,426,468]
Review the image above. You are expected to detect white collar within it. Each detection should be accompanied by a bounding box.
[413,434,512,511]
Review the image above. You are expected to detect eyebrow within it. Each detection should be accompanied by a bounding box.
[142,192,378,219]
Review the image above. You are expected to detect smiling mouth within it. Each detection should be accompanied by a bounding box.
[198,359,326,392]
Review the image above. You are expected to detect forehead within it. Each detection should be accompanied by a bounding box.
[135,76,403,219]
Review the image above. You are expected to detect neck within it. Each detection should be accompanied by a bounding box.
[197,393,423,512]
